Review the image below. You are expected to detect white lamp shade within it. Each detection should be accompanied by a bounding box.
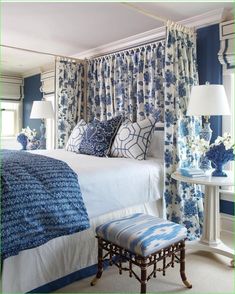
[30,101,54,119]
[187,84,230,116]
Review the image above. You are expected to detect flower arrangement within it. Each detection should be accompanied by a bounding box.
[205,133,235,177]
[21,126,37,141]
[17,127,39,150]
[189,138,210,155]
[189,133,235,176]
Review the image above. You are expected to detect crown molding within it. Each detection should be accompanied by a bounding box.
[74,8,229,59]
[22,68,41,78]
[22,62,55,78]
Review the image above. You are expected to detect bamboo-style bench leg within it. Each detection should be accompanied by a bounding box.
[140,259,147,294]
[91,238,103,286]
[180,241,192,289]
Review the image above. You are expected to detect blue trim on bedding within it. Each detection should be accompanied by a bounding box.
[29,260,111,293]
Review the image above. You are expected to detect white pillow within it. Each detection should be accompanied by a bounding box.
[147,129,164,158]
[110,117,156,160]
[65,119,87,153]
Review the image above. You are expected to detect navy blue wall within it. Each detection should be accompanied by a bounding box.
[23,74,42,135]
[197,24,222,143]
[197,24,234,217]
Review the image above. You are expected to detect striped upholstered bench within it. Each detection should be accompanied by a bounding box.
[91,213,192,293]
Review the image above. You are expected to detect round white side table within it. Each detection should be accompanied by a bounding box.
[171,171,234,267]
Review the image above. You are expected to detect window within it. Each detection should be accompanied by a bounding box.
[223,73,234,140]
[223,73,234,173]
[1,109,16,137]
[0,102,21,137]
[0,101,22,149]
[221,72,234,196]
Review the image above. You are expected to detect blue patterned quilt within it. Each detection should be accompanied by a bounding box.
[1,150,90,260]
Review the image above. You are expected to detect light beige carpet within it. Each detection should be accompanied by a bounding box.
[56,232,234,293]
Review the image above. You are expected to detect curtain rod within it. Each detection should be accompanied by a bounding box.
[121,2,168,24]
[88,37,166,60]
[0,44,85,63]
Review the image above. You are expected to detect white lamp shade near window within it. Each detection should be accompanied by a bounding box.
[30,100,54,119]
[187,84,230,116]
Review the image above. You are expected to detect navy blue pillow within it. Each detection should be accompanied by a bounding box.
[79,116,122,157]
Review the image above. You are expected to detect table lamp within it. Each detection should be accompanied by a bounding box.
[30,100,54,149]
[187,82,230,142]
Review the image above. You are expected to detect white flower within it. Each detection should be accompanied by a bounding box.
[19,126,37,140]
[214,136,223,145]
[188,137,210,154]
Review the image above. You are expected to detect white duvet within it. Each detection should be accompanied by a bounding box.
[2,150,164,293]
[33,149,164,218]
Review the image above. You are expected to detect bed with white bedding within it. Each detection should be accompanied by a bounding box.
[2,150,164,293]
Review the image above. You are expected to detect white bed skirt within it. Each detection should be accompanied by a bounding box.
[2,200,162,293]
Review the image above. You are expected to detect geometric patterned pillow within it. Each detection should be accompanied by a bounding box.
[110,117,156,160]
[79,115,122,157]
[65,119,87,153]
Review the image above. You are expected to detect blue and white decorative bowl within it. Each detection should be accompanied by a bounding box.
[205,143,234,177]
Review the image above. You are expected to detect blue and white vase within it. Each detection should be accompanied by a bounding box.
[17,133,28,150]
[27,139,40,150]
[199,155,212,171]
[206,143,235,177]
[211,161,227,177]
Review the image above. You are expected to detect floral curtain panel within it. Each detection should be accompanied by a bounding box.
[164,22,203,240]
[87,41,165,122]
[56,59,86,148]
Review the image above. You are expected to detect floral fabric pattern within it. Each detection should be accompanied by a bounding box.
[87,42,165,122]
[164,22,203,240]
[56,59,86,148]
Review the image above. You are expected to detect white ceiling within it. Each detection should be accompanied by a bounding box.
[1,1,233,76]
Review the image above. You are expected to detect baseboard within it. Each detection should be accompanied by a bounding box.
[220,213,234,235]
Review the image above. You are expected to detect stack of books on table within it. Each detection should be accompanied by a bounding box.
[179,168,206,178]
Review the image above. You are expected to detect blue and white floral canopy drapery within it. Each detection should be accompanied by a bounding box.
[164,21,203,240]
[56,58,86,148]
[55,22,203,240]
[87,41,165,122]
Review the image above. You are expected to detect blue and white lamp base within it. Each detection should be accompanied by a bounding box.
[39,119,46,149]
[200,121,212,142]
[199,119,212,171]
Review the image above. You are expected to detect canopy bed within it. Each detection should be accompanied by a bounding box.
[1,21,203,293]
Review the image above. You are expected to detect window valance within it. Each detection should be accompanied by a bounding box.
[40,70,55,95]
[218,20,235,73]
[0,75,23,101]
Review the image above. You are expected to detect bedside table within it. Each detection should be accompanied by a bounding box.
[171,171,234,267]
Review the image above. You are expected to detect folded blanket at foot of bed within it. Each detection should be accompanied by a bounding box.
[1,150,90,260]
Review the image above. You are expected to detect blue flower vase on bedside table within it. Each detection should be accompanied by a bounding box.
[206,143,235,177]
[17,133,28,150]
[210,162,227,177]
